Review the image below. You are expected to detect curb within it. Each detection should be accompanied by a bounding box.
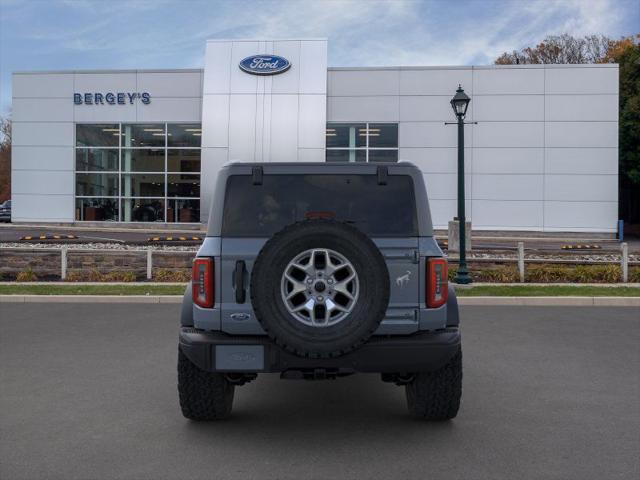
[457,296,640,306]
[1,295,639,306]
[0,223,204,234]
[0,281,187,286]
[2,282,638,287]
[0,295,182,304]
[454,282,640,288]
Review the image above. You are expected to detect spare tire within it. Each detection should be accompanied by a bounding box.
[250,219,389,358]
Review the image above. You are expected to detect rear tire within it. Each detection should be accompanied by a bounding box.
[178,348,234,420]
[405,347,462,420]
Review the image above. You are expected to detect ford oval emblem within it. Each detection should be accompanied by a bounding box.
[239,55,291,75]
[230,312,251,321]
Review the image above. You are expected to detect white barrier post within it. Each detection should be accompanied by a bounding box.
[621,242,628,283]
[518,242,525,283]
[147,248,153,280]
[61,246,67,280]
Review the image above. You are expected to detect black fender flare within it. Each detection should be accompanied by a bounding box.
[446,284,459,327]
[180,282,194,327]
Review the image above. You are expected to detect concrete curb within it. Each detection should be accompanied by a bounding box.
[455,282,640,288]
[1,295,639,306]
[0,295,182,304]
[2,282,638,287]
[0,281,187,286]
[457,296,640,306]
[0,223,204,234]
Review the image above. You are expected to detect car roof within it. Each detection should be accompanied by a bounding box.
[225,161,415,168]
[220,161,422,176]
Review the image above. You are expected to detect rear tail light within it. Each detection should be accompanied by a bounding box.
[427,258,448,308]
[192,258,214,308]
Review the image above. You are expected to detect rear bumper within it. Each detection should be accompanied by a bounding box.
[179,327,461,374]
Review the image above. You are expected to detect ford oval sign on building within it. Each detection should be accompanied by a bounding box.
[239,55,291,75]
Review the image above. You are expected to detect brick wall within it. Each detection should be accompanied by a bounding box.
[66,252,147,275]
[0,251,61,278]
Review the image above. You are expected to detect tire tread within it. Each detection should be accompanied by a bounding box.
[406,347,462,421]
[178,348,234,420]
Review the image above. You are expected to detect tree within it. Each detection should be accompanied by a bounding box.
[495,34,610,64]
[606,35,640,225]
[495,34,640,225]
[603,35,640,186]
[0,116,10,202]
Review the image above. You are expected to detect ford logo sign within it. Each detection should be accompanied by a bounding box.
[239,55,291,75]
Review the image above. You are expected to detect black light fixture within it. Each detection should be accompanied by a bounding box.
[450,84,470,119]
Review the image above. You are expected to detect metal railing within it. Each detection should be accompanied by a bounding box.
[0,243,636,282]
[446,241,637,283]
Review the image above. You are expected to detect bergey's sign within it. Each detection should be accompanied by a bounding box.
[239,55,291,75]
[74,92,151,105]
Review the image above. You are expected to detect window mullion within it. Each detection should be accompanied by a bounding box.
[118,123,122,221]
[164,123,170,223]
[368,122,370,162]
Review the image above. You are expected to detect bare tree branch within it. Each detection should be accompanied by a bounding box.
[494,34,611,64]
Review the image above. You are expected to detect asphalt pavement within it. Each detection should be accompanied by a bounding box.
[1,304,638,480]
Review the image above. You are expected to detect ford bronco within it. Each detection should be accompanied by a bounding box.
[178,162,462,420]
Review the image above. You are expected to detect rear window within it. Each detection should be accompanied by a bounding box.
[222,174,418,237]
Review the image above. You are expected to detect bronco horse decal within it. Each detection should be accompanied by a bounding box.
[396,270,411,287]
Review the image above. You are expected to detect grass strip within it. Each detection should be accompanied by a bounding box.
[1,284,639,297]
[455,285,640,297]
[0,284,185,296]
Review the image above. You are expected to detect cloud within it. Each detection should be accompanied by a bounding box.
[332,0,631,66]
[554,0,628,37]
[1,0,637,114]
[4,0,634,64]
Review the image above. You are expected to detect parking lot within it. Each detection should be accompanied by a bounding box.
[1,303,638,480]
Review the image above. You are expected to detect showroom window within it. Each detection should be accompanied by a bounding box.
[75,123,201,222]
[325,123,398,162]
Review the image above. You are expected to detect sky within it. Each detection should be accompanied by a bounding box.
[0,0,638,115]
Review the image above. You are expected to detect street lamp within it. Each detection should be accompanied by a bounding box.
[450,85,470,117]
[450,85,472,284]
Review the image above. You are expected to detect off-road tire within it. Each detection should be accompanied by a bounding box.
[178,348,235,420]
[405,346,462,420]
[251,219,390,359]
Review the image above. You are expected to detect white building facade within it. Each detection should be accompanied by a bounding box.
[11,39,619,232]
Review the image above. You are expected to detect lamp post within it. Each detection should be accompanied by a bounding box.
[450,85,472,284]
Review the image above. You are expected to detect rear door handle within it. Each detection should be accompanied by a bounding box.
[234,260,247,304]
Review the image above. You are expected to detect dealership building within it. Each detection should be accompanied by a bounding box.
[11,39,619,232]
